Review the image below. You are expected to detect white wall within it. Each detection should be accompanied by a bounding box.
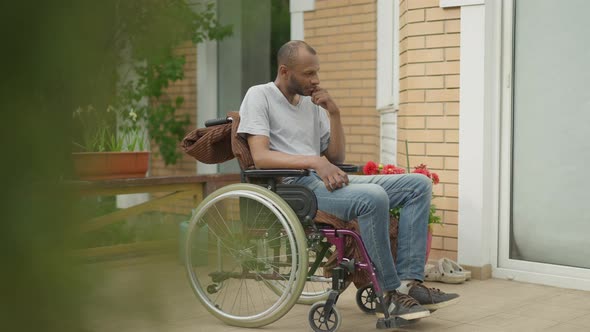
[454,2,488,268]
[440,0,488,268]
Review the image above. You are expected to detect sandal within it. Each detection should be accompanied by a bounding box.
[424,259,466,284]
[442,258,471,281]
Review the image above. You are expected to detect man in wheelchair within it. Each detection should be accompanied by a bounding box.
[237,41,459,323]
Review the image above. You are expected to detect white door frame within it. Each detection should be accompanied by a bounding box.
[493,0,590,291]
[455,0,590,290]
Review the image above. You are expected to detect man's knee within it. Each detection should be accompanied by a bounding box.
[407,173,433,195]
[356,184,389,214]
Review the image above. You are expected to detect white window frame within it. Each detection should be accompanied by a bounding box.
[196,40,219,175]
[376,0,399,110]
[196,0,220,175]
[290,0,315,40]
[377,0,399,164]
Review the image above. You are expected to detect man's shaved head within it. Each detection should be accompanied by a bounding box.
[274,41,320,97]
[277,40,317,68]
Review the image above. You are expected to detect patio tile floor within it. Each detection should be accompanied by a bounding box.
[84,256,590,332]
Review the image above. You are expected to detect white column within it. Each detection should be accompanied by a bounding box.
[377,0,398,164]
[196,40,219,175]
[439,0,488,268]
[457,3,487,267]
[290,0,315,40]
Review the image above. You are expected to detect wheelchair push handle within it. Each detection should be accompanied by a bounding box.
[205,117,233,127]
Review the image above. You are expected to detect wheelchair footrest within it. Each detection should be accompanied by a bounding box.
[376,316,416,329]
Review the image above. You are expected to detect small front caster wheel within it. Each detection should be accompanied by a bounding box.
[206,284,219,294]
[308,301,342,332]
[355,284,377,314]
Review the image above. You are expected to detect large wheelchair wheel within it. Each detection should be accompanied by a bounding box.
[185,183,308,328]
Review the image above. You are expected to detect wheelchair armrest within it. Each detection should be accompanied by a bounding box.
[243,164,357,178]
[336,164,359,173]
[242,169,310,178]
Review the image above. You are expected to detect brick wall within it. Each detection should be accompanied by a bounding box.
[150,41,198,177]
[304,0,379,165]
[398,0,460,261]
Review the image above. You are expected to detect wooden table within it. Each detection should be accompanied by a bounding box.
[70,174,241,259]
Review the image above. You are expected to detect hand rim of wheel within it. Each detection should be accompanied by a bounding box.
[184,184,308,327]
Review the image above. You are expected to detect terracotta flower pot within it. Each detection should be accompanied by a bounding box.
[72,152,150,180]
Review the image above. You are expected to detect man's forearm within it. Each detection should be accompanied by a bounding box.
[252,150,323,170]
[325,111,346,164]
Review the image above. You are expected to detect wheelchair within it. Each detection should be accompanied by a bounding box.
[183,115,413,331]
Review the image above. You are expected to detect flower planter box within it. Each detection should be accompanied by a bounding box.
[72,152,150,180]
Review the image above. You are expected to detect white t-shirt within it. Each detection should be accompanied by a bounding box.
[237,82,330,156]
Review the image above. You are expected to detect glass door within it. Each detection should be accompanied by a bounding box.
[216,0,290,174]
[498,0,590,286]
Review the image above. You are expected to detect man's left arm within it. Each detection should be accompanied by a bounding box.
[312,87,346,164]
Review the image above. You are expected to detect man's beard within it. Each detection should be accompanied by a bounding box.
[288,76,308,96]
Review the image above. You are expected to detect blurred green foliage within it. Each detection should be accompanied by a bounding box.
[270,0,291,79]
[0,1,226,330]
[67,1,232,164]
[113,1,232,165]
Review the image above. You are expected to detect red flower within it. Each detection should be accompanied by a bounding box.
[382,164,406,174]
[363,161,438,184]
[411,163,440,185]
[431,172,440,185]
[412,163,430,176]
[381,164,394,174]
[363,161,379,175]
[412,167,431,178]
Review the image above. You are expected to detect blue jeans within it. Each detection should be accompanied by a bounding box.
[291,172,432,291]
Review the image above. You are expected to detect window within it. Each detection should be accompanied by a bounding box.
[197,0,291,174]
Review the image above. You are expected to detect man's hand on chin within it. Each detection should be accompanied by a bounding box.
[311,87,339,114]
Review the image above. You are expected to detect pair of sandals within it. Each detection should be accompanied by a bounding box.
[424,258,471,284]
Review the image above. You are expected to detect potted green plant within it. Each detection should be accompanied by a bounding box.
[72,104,149,180]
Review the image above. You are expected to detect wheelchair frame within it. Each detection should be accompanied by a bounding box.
[184,117,412,331]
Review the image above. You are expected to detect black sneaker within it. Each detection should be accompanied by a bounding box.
[376,291,430,320]
[407,281,460,311]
